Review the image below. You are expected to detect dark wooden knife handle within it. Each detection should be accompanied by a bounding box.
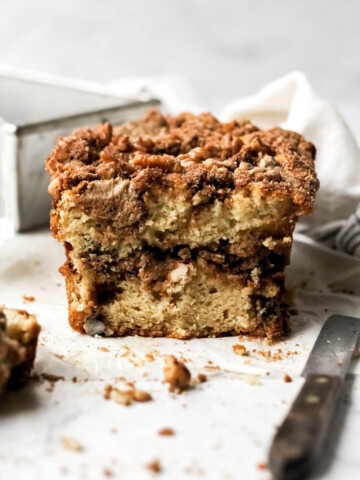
[269,374,343,480]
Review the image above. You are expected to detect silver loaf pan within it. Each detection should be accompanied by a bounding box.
[0,71,160,234]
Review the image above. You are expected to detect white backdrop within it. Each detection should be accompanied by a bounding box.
[0,0,359,141]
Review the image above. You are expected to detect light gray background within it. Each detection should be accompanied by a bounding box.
[1,0,359,138]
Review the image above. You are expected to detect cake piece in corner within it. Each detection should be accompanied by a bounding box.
[0,307,41,394]
[46,110,318,340]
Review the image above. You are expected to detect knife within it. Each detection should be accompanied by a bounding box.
[268,314,360,480]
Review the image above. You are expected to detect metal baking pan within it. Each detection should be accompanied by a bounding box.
[0,71,160,234]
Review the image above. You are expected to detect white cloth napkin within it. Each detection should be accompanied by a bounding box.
[113,71,360,257]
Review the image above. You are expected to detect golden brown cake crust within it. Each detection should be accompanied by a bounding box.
[46,110,318,216]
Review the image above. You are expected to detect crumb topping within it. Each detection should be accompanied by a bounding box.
[47,110,318,215]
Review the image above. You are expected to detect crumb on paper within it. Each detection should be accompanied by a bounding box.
[104,384,152,405]
[22,295,35,302]
[103,468,114,477]
[337,359,344,366]
[132,389,152,402]
[98,346,110,352]
[284,374,293,383]
[257,462,268,470]
[41,373,65,382]
[204,364,220,371]
[158,427,175,436]
[146,459,162,474]
[232,344,248,356]
[163,355,191,393]
[198,373,207,383]
[243,375,261,386]
[145,353,155,362]
[61,437,83,452]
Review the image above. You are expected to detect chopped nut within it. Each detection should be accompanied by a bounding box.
[61,437,83,452]
[163,355,191,393]
[232,344,248,356]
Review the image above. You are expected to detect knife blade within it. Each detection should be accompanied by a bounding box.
[269,315,360,480]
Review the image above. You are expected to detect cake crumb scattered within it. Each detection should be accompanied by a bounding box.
[163,355,191,393]
[22,295,35,302]
[284,374,292,383]
[257,462,268,470]
[61,437,83,452]
[104,384,152,405]
[98,346,110,352]
[232,344,248,356]
[158,427,175,436]
[197,373,207,383]
[243,375,261,386]
[103,468,114,477]
[41,373,65,382]
[146,459,162,474]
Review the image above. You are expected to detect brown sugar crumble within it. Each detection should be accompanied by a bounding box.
[158,427,175,436]
[284,374,293,383]
[163,355,191,393]
[22,295,35,302]
[146,459,162,474]
[232,344,248,356]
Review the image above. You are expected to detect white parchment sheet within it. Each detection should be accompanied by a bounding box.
[0,230,359,480]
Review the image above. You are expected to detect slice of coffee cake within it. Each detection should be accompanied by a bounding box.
[46,110,318,339]
[0,307,40,393]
